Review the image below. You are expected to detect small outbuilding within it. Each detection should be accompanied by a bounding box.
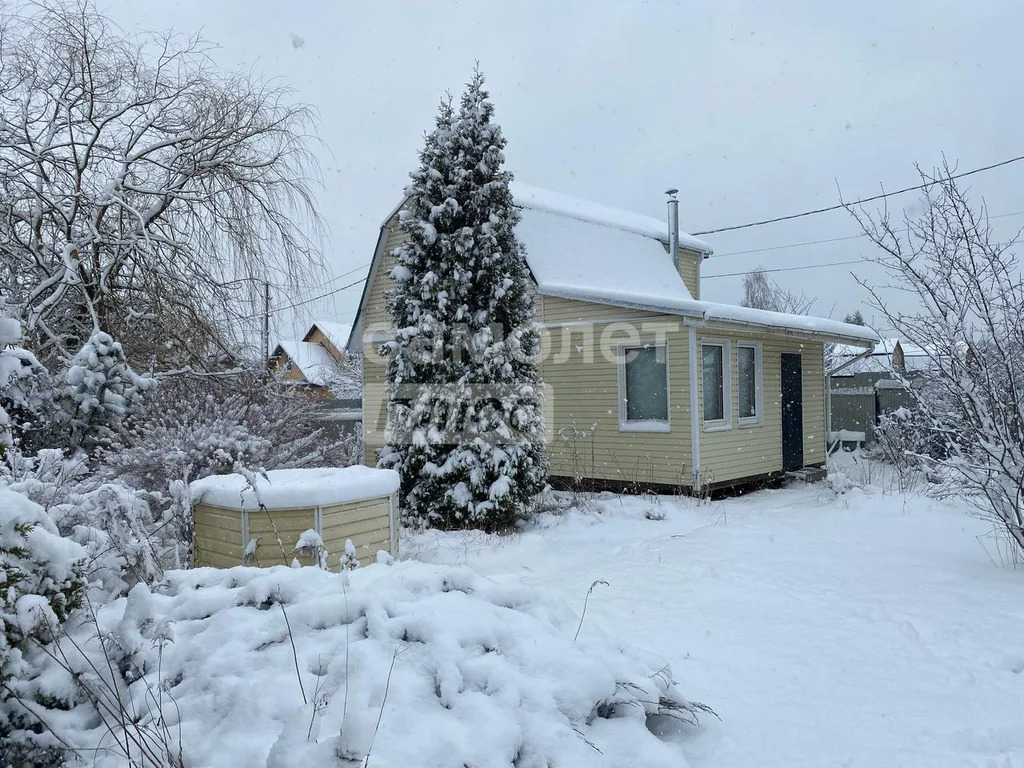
[190,466,400,570]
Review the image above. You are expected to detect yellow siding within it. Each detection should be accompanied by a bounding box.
[695,332,825,484]
[361,223,404,335]
[245,507,318,568]
[541,296,661,325]
[193,505,244,568]
[542,320,692,488]
[677,248,703,300]
[321,497,392,567]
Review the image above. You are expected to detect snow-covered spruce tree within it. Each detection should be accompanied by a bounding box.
[379,69,548,531]
[63,329,151,451]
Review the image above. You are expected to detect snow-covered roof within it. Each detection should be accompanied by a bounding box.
[308,320,353,354]
[371,183,878,346]
[190,466,400,510]
[512,182,713,255]
[832,338,935,373]
[274,340,338,386]
[516,208,700,314]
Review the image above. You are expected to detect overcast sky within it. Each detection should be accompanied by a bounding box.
[103,0,1024,342]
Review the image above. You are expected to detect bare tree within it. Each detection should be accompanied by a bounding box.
[850,160,1024,556]
[0,1,322,369]
[740,268,816,314]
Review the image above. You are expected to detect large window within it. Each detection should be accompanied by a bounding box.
[618,343,669,431]
[701,341,731,429]
[737,342,763,427]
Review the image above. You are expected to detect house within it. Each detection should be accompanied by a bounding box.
[828,338,934,446]
[269,320,361,433]
[351,183,879,492]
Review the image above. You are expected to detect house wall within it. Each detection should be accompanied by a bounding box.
[694,331,826,485]
[268,352,308,383]
[541,296,663,324]
[303,327,344,361]
[541,317,693,488]
[356,218,828,488]
[677,247,704,300]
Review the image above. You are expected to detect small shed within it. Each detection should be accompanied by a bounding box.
[190,466,400,570]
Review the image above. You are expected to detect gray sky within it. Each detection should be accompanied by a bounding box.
[104,0,1024,341]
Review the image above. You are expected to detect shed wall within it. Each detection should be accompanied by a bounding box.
[321,497,393,567]
[193,504,245,568]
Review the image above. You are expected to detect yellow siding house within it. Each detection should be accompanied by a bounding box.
[350,182,878,493]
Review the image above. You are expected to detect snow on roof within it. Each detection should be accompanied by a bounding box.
[516,208,700,313]
[275,340,338,386]
[309,320,353,353]
[374,183,877,344]
[694,302,879,344]
[190,466,399,510]
[511,182,713,255]
[832,337,934,371]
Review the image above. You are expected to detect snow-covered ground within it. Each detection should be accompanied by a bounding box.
[407,455,1024,768]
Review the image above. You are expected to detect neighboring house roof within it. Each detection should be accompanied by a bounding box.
[832,338,935,375]
[273,340,338,386]
[306,320,354,356]
[362,183,879,346]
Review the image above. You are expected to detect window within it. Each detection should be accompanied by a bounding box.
[737,342,763,427]
[618,342,669,431]
[701,340,732,430]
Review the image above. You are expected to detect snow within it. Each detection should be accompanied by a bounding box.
[309,320,354,354]
[406,455,1024,768]
[832,337,936,373]
[65,560,702,768]
[516,206,877,342]
[274,339,339,386]
[189,466,399,510]
[517,207,703,314]
[511,181,713,255]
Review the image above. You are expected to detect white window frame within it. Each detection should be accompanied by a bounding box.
[617,341,671,433]
[701,339,732,432]
[736,341,764,428]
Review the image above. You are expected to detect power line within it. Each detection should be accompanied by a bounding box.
[692,154,1024,236]
[703,259,865,280]
[713,209,1024,259]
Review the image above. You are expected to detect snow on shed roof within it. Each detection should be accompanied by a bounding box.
[275,340,338,386]
[190,466,400,510]
[308,320,353,354]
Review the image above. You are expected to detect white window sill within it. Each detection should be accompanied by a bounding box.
[738,418,763,429]
[703,422,733,433]
[619,420,671,433]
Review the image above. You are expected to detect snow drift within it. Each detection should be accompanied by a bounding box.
[57,561,707,767]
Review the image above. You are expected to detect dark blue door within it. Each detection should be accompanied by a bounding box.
[781,353,803,471]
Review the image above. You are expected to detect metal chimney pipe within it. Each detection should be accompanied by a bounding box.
[666,188,679,266]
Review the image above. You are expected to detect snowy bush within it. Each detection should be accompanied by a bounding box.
[0,486,87,765]
[0,314,56,455]
[102,373,349,490]
[2,448,173,597]
[380,69,548,532]
[36,561,709,767]
[64,330,152,451]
